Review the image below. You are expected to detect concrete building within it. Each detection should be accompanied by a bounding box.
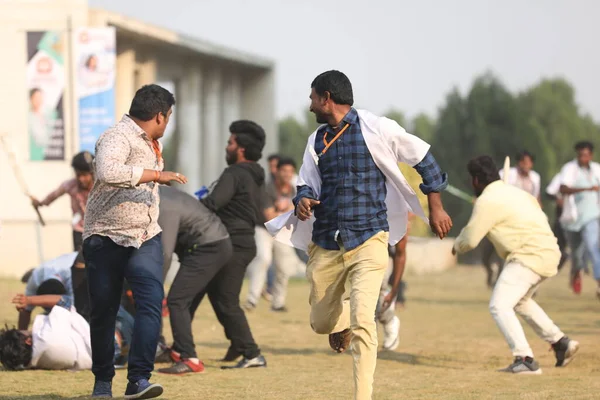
[0,0,276,277]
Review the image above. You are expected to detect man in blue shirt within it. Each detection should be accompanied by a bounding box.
[294,70,451,400]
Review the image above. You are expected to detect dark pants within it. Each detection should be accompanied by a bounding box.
[190,242,261,359]
[73,230,83,252]
[168,238,233,359]
[83,234,164,383]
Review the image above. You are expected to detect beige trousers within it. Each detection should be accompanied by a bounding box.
[306,231,389,400]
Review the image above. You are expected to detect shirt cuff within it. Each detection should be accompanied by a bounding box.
[56,295,73,310]
[131,166,144,187]
[419,172,449,194]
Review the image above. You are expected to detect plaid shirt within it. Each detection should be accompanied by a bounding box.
[295,108,447,251]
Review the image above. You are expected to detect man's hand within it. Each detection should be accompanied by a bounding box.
[590,186,599,192]
[380,292,397,315]
[30,196,41,208]
[12,294,28,311]
[158,171,188,185]
[296,198,320,221]
[430,207,452,239]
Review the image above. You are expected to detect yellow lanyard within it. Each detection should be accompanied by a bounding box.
[319,123,350,157]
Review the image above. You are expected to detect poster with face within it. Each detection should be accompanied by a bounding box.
[26,31,65,161]
[73,27,116,154]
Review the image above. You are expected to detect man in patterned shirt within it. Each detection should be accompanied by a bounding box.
[83,84,187,400]
[293,71,452,400]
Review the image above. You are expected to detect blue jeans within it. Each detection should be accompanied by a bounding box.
[565,218,600,280]
[84,234,164,383]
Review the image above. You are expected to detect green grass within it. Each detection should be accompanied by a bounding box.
[0,266,599,399]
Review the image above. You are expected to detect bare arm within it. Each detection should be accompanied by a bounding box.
[17,310,31,330]
[389,237,407,297]
[559,184,598,195]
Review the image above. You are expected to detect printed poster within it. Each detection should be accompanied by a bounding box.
[74,27,116,153]
[26,31,65,161]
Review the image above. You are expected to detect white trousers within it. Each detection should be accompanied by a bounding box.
[246,226,306,308]
[489,262,564,358]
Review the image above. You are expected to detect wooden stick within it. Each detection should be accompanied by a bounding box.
[0,134,46,226]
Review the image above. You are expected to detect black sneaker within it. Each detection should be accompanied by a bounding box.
[498,356,542,375]
[552,336,579,367]
[92,380,112,398]
[271,306,288,313]
[219,346,242,362]
[124,379,163,399]
[221,355,267,369]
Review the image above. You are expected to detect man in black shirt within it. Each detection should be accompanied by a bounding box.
[156,185,232,375]
[199,120,267,369]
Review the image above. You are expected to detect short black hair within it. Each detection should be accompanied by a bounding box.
[277,157,296,170]
[36,278,66,296]
[311,70,354,106]
[0,326,32,371]
[20,269,35,284]
[29,88,41,98]
[71,151,94,173]
[268,154,280,162]
[575,141,594,152]
[467,155,501,186]
[129,84,176,121]
[230,120,266,162]
[516,150,535,163]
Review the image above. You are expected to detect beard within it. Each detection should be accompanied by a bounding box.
[313,111,328,124]
[226,151,238,165]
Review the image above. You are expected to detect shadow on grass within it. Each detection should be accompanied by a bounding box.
[410,296,488,307]
[377,351,464,370]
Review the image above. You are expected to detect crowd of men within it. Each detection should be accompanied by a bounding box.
[0,70,596,400]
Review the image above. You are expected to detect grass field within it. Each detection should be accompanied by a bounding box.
[0,265,599,400]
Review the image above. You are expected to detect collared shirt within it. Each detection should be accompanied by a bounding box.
[294,108,447,251]
[40,178,91,232]
[83,115,163,248]
[25,252,77,312]
[453,180,560,277]
[563,165,600,232]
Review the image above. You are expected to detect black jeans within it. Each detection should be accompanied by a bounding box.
[190,241,261,359]
[83,234,164,383]
[168,238,233,359]
[73,230,83,252]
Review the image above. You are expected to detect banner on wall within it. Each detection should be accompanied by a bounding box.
[74,27,116,154]
[26,31,66,161]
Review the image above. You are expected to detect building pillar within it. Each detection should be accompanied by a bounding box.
[115,48,135,117]
[176,65,203,194]
[221,69,241,173]
[203,66,223,185]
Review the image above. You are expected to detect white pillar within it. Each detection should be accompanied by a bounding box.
[115,48,135,117]
[176,65,203,194]
[203,66,222,185]
[221,69,241,173]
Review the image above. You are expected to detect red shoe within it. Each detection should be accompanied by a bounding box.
[572,272,582,295]
[162,298,169,317]
[170,349,181,363]
[158,359,205,375]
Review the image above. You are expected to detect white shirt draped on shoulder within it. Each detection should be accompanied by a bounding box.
[265,109,430,252]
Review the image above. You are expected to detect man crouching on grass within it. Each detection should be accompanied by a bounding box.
[453,155,579,374]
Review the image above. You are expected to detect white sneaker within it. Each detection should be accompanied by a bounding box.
[382,316,400,351]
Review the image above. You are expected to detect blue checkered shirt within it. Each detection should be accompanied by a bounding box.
[294,108,447,251]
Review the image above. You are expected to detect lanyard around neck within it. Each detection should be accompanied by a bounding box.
[319,123,350,157]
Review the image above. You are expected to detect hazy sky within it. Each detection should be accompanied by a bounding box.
[90,0,600,122]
